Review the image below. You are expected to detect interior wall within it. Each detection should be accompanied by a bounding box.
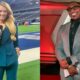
[40,15,60,53]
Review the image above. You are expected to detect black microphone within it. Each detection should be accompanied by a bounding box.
[0,25,3,40]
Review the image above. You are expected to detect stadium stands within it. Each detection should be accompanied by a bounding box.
[7,0,40,24]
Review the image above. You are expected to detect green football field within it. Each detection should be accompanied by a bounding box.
[3,60,40,80]
[18,24,40,80]
[17,60,40,80]
[18,24,40,33]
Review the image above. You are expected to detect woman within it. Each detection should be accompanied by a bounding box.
[0,1,20,80]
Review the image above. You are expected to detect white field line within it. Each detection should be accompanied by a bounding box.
[19,34,40,40]
[18,47,40,64]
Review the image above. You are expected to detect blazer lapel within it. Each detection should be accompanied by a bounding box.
[62,23,71,57]
[2,27,10,43]
[73,24,80,50]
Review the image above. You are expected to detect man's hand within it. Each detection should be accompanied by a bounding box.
[60,59,69,69]
[68,65,78,76]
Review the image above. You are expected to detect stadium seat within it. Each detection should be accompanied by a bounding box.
[10,0,40,24]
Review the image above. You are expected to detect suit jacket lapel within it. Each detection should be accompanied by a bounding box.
[62,23,71,57]
[73,24,80,49]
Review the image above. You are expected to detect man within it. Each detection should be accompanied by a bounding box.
[55,2,80,80]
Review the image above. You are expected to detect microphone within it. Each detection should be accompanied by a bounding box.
[0,25,3,40]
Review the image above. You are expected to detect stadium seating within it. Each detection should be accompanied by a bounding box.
[9,0,40,24]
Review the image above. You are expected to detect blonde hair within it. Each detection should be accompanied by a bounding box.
[0,1,16,41]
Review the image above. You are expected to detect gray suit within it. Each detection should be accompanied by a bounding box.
[55,22,80,80]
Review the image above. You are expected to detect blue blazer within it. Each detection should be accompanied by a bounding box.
[0,25,18,66]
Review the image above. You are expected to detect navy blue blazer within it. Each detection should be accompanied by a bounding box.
[0,25,18,66]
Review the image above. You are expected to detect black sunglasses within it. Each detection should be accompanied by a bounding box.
[67,6,80,11]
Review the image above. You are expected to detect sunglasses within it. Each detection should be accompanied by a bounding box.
[67,6,80,11]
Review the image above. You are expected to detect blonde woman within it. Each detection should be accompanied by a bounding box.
[0,1,20,80]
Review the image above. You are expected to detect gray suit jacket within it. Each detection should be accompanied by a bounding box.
[55,22,80,80]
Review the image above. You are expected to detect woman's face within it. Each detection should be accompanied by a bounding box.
[0,5,8,22]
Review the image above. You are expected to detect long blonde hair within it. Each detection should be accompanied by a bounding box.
[0,1,16,41]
